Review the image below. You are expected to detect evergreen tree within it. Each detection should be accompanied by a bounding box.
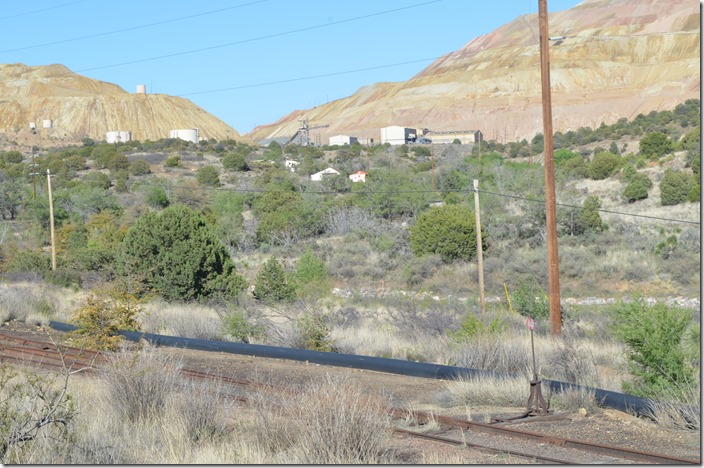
[253,257,296,303]
[120,204,246,301]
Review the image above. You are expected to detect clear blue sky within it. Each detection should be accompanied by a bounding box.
[1,0,583,135]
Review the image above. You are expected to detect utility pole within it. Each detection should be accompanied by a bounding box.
[47,169,57,271]
[30,123,38,201]
[539,0,561,336]
[473,179,486,315]
[431,146,436,191]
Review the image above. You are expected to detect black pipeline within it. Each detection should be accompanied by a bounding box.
[49,320,654,416]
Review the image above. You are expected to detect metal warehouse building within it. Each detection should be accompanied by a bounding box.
[425,130,483,145]
[380,126,418,145]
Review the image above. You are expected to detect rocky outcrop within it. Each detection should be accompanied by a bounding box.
[247,0,699,144]
[0,63,245,144]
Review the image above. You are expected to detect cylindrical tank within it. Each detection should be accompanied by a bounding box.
[136,84,146,94]
[42,119,52,128]
[106,131,132,144]
[169,128,199,144]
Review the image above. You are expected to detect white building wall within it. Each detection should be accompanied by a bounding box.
[329,135,358,146]
[380,126,417,145]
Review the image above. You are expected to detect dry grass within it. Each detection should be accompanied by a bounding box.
[437,374,530,408]
[139,300,223,340]
[644,379,701,432]
[247,374,394,464]
[0,282,83,325]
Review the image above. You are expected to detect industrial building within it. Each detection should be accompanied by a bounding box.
[425,130,483,145]
[169,128,199,144]
[106,131,132,144]
[329,134,358,146]
[380,126,418,145]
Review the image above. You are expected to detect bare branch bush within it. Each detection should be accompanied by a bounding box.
[0,336,79,463]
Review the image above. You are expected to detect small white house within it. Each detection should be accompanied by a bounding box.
[349,170,367,183]
[311,167,340,181]
[284,159,300,172]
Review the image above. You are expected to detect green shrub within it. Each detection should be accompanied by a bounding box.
[622,177,650,202]
[293,249,329,297]
[610,297,694,398]
[2,150,23,164]
[660,169,694,205]
[120,204,246,301]
[222,152,248,171]
[410,204,485,263]
[196,165,220,186]
[83,171,111,190]
[588,151,621,179]
[639,132,674,159]
[223,310,265,343]
[447,314,504,343]
[165,155,181,167]
[510,281,549,321]
[293,314,336,352]
[253,257,296,303]
[105,153,130,172]
[578,195,604,233]
[688,183,700,202]
[128,159,151,176]
[146,186,170,208]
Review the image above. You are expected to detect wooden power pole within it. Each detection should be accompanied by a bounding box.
[539,0,561,336]
[47,169,57,271]
[473,179,486,315]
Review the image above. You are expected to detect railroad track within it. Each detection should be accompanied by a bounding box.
[391,408,699,464]
[0,328,699,464]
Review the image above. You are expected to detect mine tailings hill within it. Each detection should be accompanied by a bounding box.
[0,63,245,145]
[247,0,699,145]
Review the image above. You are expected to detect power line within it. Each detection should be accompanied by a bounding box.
[0,0,270,54]
[177,57,441,97]
[0,0,89,21]
[479,189,700,226]
[75,0,443,73]
[124,180,700,226]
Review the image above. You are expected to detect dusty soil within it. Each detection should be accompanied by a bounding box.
[2,320,700,464]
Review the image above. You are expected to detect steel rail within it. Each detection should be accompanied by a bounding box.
[396,408,699,465]
[393,427,570,464]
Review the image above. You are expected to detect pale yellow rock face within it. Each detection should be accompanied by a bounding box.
[0,63,245,145]
[247,0,700,144]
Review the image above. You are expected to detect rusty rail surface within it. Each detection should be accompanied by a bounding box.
[392,408,699,465]
[393,427,570,464]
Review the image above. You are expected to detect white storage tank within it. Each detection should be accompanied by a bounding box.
[169,128,199,144]
[42,119,53,129]
[106,131,132,144]
[136,84,147,94]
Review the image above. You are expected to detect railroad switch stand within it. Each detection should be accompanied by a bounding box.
[526,378,549,416]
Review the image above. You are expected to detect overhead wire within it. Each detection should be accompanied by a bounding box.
[0,0,89,22]
[0,0,271,54]
[74,0,444,73]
